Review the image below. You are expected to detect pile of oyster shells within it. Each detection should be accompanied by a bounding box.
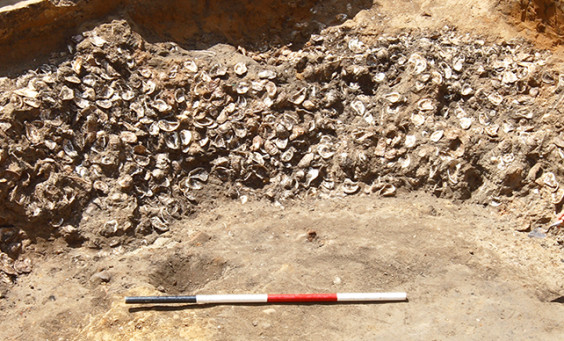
[0,19,563,255]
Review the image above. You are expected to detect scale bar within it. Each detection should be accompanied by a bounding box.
[125,292,407,304]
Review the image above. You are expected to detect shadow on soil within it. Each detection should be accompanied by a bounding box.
[127,300,409,313]
[0,0,372,76]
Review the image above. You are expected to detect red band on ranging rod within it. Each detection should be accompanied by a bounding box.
[268,293,338,302]
[125,292,407,304]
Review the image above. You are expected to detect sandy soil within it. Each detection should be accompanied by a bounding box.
[1,194,563,340]
[0,196,564,340]
[1,1,564,340]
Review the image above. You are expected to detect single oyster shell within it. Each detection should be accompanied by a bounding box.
[158,120,180,132]
[99,85,114,99]
[83,74,97,87]
[364,113,375,125]
[348,38,366,53]
[103,220,118,236]
[263,140,279,156]
[408,53,427,75]
[417,99,435,111]
[431,71,443,85]
[26,125,42,144]
[317,144,335,159]
[383,92,402,104]
[193,116,217,129]
[165,132,180,149]
[180,130,192,145]
[71,57,83,74]
[460,117,473,130]
[139,68,152,78]
[440,62,452,79]
[210,63,228,77]
[280,174,296,189]
[380,184,396,197]
[289,88,307,105]
[405,135,416,148]
[488,93,503,106]
[187,168,209,190]
[143,80,156,94]
[251,81,265,92]
[149,122,160,136]
[122,89,135,101]
[60,86,74,101]
[130,102,145,117]
[542,172,558,191]
[297,153,315,168]
[184,60,198,73]
[302,100,316,111]
[304,168,320,188]
[236,82,249,94]
[430,130,444,142]
[551,188,564,205]
[452,57,464,72]
[155,153,170,169]
[174,88,186,103]
[90,35,107,47]
[280,148,295,162]
[151,99,171,113]
[265,81,277,97]
[342,179,360,194]
[150,216,169,233]
[234,62,248,76]
[258,70,277,79]
[461,84,473,96]
[133,154,150,167]
[411,113,425,127]
[501,71,518,84]
[274,138,288,150]
[118,174,133,190]
[93,180,109,194]
[485,124,499,137]
[64,75,81,84]
[64,141,78,158]
[351,100,365,115]
[120,131,138,144]
[374,72,386,83]
[96,99,112,109]
[321,179,335,190]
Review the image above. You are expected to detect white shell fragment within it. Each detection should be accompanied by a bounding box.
[430,130,444,142]
[234,62,248,76]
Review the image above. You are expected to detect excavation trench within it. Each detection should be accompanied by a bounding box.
[0,2,564,339]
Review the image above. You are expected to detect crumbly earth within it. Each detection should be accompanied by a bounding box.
[1,0,564,340]
[1,194,564,340]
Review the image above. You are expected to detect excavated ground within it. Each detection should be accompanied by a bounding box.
[1,0,564,340]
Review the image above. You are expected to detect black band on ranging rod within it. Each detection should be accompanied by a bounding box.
[125,296,197,304]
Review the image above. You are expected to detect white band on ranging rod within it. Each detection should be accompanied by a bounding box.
[125,292,408,304]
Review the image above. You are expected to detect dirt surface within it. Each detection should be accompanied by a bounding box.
[1,0,564,340]
[0,196,564,340]
[1,194,563,340]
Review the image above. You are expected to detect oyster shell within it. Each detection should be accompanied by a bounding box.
[342,179,360,195]
[488,93,503,106]
[60,86,74,101]
[234,62,248,76]
[383,92,402,104]
[158,120,180,132]
[351,100,365,116]
[120,131,138,144]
